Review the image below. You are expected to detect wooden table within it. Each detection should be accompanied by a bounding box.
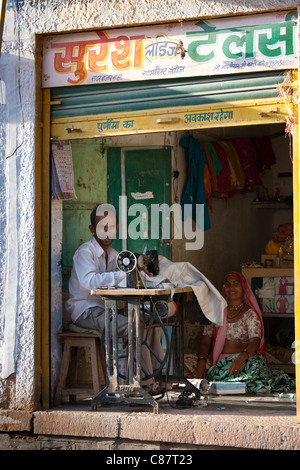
[91,286,193,297]
[90,285,196,413]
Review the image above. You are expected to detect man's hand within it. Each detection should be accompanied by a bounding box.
[140,267,153,277]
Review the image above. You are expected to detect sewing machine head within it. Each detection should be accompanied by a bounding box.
[116,249,159,288]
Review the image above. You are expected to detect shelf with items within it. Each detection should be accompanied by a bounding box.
[241,267,294,287]
[241,266,294,316]
[262,312,294,318]
[252,199,292,210]
[241,266,295,375]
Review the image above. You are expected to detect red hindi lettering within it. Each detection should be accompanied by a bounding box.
[88,31,111,73]
[52,40,91,84]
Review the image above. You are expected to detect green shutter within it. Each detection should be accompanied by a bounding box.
[51,71,286,119]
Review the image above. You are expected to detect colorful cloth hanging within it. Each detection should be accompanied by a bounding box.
[180,135,211,231]
[210,141,235,198]
[230,138,261,192]
[203,163,213,211]
[218,140,246,190]
[200,141,222,197]
[181,134,276,208]
[252,135,277,171]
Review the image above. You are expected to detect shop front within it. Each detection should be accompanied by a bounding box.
[41,10,299,420]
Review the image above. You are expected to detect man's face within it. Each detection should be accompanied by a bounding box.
[91,211,118,247]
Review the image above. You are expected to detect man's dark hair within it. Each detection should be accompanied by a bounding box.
[90,204,118,229]
[90,205,99,229]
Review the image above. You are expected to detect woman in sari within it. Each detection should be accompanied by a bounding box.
[192,271,295,393]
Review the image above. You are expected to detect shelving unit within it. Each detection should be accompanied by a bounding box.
[242,267,294,286]
[241,266,295,374]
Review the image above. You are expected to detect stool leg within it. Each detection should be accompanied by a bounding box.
[54,341,72,406]
[90,340,101,394]
[69,347,78,403]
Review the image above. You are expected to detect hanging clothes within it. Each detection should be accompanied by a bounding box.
[230,138,261,192]
[180,135,211,231]
[202,141,223,177]
[218,140,246,190]
[210,141,235,198]
[200,141,222,197]
[252,135,276,172]
[203,162,213,211]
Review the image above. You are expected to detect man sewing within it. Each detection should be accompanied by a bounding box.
[65,203,169,394]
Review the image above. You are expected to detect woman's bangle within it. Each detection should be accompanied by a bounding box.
[198,356,207,361]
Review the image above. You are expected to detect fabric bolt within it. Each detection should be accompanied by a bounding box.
[180,135,211,231]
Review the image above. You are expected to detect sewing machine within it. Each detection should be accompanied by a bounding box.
[90,250,199,413]
[116,249,159,288]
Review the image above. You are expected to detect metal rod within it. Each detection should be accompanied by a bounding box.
[105,300,112,376]
[133,302,141,382]
[111,300,118,377]
[120,150,127,251]
[128,303,134,383]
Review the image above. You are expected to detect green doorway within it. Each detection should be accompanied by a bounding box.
[108,147,172,260]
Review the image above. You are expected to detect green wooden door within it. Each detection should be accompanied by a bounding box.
[62,139,107,290]
[108,147,172,260]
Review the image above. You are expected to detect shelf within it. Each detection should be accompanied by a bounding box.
[241,267,295,374]
[252,200,292,209]
[241,267,294,286]
[262,313,294,318]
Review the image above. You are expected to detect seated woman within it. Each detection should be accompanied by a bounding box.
[191,271,295,394]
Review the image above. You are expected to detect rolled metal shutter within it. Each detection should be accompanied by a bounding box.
[50,71,286,119]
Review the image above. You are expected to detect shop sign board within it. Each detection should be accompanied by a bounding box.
[42,10,297,88]
[50,99,288,140]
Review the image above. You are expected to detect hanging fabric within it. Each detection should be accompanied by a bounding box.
[252,136,277,172]
[218,140,246,190]
[210,141,235,198]
[230,138,261,192]
[200,141,222,197]
[180,135,211,231]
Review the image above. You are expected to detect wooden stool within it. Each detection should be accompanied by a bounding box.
[54,331,106,406]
